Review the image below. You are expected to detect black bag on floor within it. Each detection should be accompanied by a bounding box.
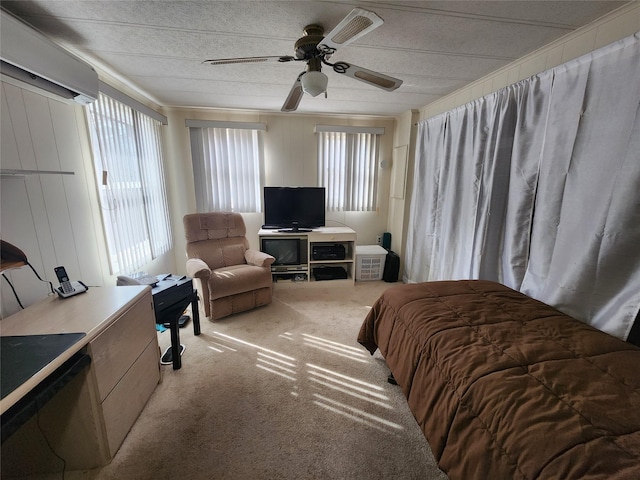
[383,250,400,282]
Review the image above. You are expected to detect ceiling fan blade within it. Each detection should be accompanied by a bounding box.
[333,62,402,91]
[203,55,295,65]
[281,74,305,112]
[317,8,383,55]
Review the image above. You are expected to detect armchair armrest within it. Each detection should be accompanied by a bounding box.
[186,258,211,279]
[245,249,275,268]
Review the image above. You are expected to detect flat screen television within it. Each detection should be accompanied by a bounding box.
[263,187,325,232]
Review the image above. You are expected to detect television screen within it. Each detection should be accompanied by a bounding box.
[264,187,325,231]
[261,238,301,265]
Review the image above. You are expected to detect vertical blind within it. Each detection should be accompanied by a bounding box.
[188,121,265,213]
[87,92,172,275]
[317,126,382,211]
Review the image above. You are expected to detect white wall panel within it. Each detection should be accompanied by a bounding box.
[561,29,598,63]
[3,85,58,297]
[23,92,78,279]
[1,81,105,317]
[0,85,21,170]
[595,11,639,48]
[545,45,565,70]
[49,101,105,284]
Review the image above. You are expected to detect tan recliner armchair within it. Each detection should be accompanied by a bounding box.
[183,212,275,320]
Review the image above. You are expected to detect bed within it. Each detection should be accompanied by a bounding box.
[358,280,640,480]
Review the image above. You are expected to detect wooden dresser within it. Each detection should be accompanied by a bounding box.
[0,286,160,476]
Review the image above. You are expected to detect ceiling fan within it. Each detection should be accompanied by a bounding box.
[202,8,403,112]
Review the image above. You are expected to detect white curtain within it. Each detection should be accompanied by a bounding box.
[405,33,640,340]
[189,124,264,213]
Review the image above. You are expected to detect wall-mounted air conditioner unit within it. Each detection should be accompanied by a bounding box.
[0,9,98,104]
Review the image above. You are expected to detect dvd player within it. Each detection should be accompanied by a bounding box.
[313,266,348,281]
[271,265,307,272]
[312,244,346,261]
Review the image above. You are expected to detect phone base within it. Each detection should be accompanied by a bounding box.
[55,281,88,299]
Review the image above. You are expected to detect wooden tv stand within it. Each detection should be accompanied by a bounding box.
[259,227,356,285]
[0,286,160,476]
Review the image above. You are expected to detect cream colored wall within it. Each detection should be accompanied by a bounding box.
[385,109,418,276]
[418,2,640,120]
[163,108,396,274]
[388,2,639,282]
[0,77,174,317]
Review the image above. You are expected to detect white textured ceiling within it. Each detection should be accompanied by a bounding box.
[1,0,629,117]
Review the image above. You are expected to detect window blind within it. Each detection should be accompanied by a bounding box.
[188,123,264,213]
[317,129,381,211]
[87,92,172,275]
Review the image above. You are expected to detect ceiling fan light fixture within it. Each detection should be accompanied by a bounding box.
[204,7,403,113]
[301,71,328,97]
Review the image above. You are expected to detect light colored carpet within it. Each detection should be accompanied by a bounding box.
[28,281,449,480]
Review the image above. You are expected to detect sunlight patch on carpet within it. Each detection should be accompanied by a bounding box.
[256,352,297,380]
[306,363,391,408]
[213,331,296,361]
[256,364,297,381]
[313,394,404,433]
[258,351,296,368]
[302,334,369,362]
[307,363,386,392]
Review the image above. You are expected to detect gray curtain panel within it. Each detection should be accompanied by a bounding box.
[405,33,640,340]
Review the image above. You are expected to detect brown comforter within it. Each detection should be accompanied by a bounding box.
[358,280,640,480]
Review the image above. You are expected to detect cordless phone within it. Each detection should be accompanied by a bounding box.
[54,266,88,298]
[55,266,73,294]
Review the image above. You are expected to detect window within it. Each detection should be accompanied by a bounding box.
[86,91,172,275]
[187,120,265,213]
[316,125,383,211]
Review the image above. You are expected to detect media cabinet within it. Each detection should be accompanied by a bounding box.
[259,227,356,285]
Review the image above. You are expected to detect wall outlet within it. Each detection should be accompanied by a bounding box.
[376,235,382,245]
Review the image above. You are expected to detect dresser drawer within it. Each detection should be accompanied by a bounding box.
[100,338,160,456]
[89,292,156,402]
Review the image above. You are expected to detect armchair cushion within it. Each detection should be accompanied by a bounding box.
[245,249,275,268]
[187,237,248,270]
[186,258,211,279]
[184,211,246,242]
[208,264,273,300]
